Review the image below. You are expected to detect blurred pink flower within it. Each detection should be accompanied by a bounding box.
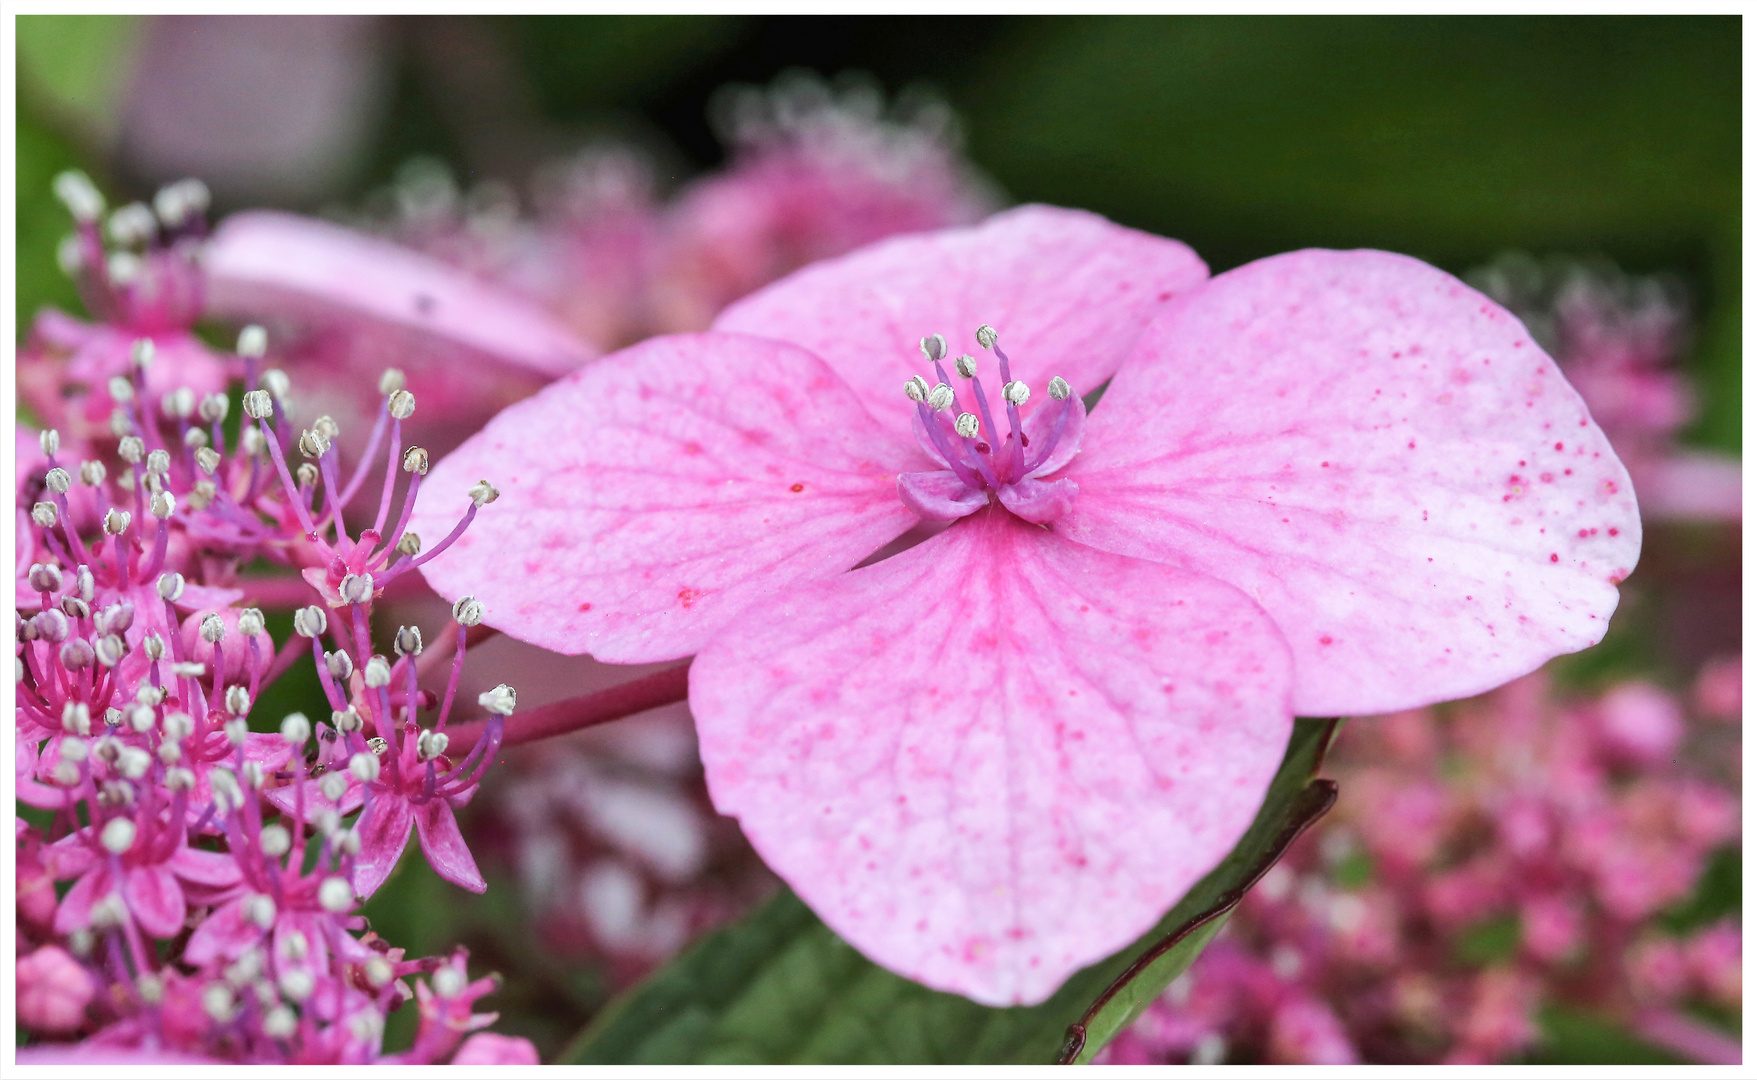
[17,945,96,1034]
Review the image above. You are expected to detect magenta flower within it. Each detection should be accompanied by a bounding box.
[412,206,1640,1004]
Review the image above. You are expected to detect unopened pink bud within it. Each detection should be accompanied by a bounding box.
[17,945,95,1034]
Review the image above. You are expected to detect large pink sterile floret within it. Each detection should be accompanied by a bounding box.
[410,205,1639,1005]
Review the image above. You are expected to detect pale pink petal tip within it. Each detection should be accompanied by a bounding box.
[691,509,1293,1006]
[203,210,597,377]
[1063,248,1643,716]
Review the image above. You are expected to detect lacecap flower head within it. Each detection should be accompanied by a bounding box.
[411,205,1641,1005]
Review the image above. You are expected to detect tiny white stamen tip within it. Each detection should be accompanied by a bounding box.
[469,480,500,507]
[200,613,227,644]
[236,324,268,358]
[261,369,291,400]
[363,655,392,688]
[53,170,105,222]
[927,383,955,411]
[56,235,83,276]
[293,605,327,638]
[242,389,273,419]
[130,338,156,369]
[339,574,375,606]
[298,428,331,458]
[452,595,484,626]
[1002,380,1030,406]
[402,446,429,475]
[955,412,981,439]
[279,968,316,1002]
[31,502,58,528]
[199,393,230,424]
[975,324,998,350]
[150,491,176,519]
[145,449,171,476]
[107,203,158,247]
[39,428,60,456]
[919,333,948,362]
[157,572,186,602]
[432,966,467,999]
[388,389,416,420]
[379,368,406,395]
[259,825,291,859]
[478,683,517,716]
[954,354,978,379]
[1047,376,1072,401]
[394,625,423,657]
[225,715,249,746]
[320,771,350,802]
[108,375,135,403]
[318,877,354,913]
[100,817,137,855]
[44,467,72,494]
[280,712,311,745]
[396,531,422,556]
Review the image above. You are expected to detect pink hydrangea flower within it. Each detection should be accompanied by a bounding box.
[411,205,1640,1004]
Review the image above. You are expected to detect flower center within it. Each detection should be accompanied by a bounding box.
[898,325,1084,525]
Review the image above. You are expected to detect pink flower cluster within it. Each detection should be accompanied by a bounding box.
[1098,658,1741,1065]
[15,174,533,1064]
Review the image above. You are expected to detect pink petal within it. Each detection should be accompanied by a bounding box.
[167,845,244,889]
[714,205,1208,438]
[690,507,1294,1006]
[898,470,987,521]
[123,865,187,940]
[53,869,107,935]
[182,896,261,966]
[203,210,597,378]
[413,800,486,894]
[351,794,415,899]
[263,776,366,819]
[1060,249,1642,716]
[413,333,924,662]
[1022,394,1087,479]
[998,477,1079,524]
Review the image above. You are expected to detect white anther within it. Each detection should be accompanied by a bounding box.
[96,602,135,637]
[236,325,268,358]
[170,661,205,678]
[379,368,406,395]
[61,738,90,764]
[94,634,127,668]
[157,741,182,765]
[136,973,164,1005]
[298,428,330,458]
[102,508,130,536]
[975,324,998,350]
[242,389,273,419]
[259,825,291,859]
[416,729,449,761]
[117,435,145,464]
[364,956,396,988]
[107,375,136,404]
[387,389,416,419]
[90,893,128,930]
[108,202,158,246]
[162,711,193,741]
[144,449,171,476]
[339,574,374,606]
[155,178,209,224]
[280,712,311,746]
[52,759,81,787]
[396,532,421,556]
[202,982,236,1023]
[332,707,362,733]
[44,466,71,494]
[136,684,164,707]
[262,1005,297,1040]
[66,930,94,957]
[904,375,930,402]
[142,633,167,661]
[402,446,429,474]
[161,386,196,420]
[279,931,309,962]
[130,338,155,370]
[31,501,57,528]
[62,701,92,736]
[57,235,83,276]
[239,891,277,930]
[955,412,981,438]
[39,429,60,456]
[76,565,94,602]
[149,490,176,520]
[926,383,956,411]
[224,717,249,748]
[199,393,229,424]
[954,354,978,379]
[1002,380,1030,406]
[60,597,91,622]
[164,766,195,792]
[350,1012,383,1043]
[318,877,354,913]
[187,479,215,510]
[126,704,156,733]
[100,816,137,854]
[28,563,63,593]
[292,606,327,638]
[295,463,319,489]
[337,828,361,856]
[309,415,338,442]
[197,613,225,644]
[239,427,265,456]
[183,427,209,450]
[431,965,466,998]
[226,686,252,719]
[349,751,381,783]
[320,772,350,802]
[53,170,105,221]
[118,746,152,780]
[325,650,354,681]
[394,625,423,657]
[919,334,948,362]
[80,460,107,488]
[363,655,391,688]
[469,480,500,507]
[237,607,265,638]
[478,683,517,716]
[452,595,484,626]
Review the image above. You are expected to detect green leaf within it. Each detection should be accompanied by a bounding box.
[560,717,1340,1065]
